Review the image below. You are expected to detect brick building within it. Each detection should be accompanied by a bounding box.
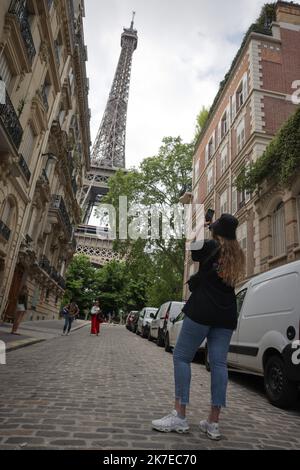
[182,1,300,299]
[0,0,91,320]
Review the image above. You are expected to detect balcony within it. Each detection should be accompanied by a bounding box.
[39,255,51,275]
[8,0,36,65]
[0,80,23,149]
[0,220,11,242]
[18,153,31,182]
[50,195,73,238]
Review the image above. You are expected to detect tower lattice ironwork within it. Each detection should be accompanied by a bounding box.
[76,14,138,265]
[91,12,138,168]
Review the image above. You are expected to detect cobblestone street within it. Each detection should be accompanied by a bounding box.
[0,324,299,450]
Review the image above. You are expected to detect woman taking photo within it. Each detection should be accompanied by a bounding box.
[152,214,245,440]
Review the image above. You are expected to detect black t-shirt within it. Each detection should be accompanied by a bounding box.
[182,239,237,330]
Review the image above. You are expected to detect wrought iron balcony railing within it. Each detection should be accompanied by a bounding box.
[0,77,23,149]
[0,220,11,242]
[18,153,31,182]
[50,195,73,238]
[8,0,36,65]
[39,255,52,275]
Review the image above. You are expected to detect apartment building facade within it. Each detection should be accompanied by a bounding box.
[183,1,300,298]
[0,0,90,320]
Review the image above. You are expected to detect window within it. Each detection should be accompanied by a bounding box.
[220,189,228,214]
[236,289,247,316]
[208,137,214,160]
[236,82,244,111]
[0,53,13,89]
[1,198,15,229]
[20,124,36,164]
[237,119,245,153]
[237,222,247,253]
[220,147,228,176]
[272,202,286,257]
[207,165,214,194]
[221,112,228,138]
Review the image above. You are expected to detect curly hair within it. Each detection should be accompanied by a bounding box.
[213,235,246,287]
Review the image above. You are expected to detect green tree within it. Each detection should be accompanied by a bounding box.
[98,136,193,307]
[194,106,210,143]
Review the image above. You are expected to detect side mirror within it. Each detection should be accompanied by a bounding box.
[150,313,155,319]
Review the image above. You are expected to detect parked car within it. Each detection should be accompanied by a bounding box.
[149,301,185,347]
[126,311,138,331]
[136,307,157,337]
[165,311,206,354]
[130,311,140,333]
[205,260,300,409]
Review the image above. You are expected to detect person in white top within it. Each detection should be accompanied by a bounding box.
[90,301,102,336]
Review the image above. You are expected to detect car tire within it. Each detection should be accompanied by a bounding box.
[165,333,172,353]
[147,330,153,341]
[264,355,298,409]
[136,328,140,335]
[205,346,211,372]
[157,329,164,347]
[141,327,147,338]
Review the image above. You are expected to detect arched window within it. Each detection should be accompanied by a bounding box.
[272,202,286,257]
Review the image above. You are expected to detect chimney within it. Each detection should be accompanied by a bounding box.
[276,1,300,25]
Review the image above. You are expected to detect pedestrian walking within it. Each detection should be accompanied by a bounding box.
[62,301,79,336]
[152,214,245,441]
[90,300,103,336]
[11,284,29,335]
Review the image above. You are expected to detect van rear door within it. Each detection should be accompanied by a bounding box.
[227,288,248,368]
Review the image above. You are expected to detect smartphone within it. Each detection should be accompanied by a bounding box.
[205,209,215,223]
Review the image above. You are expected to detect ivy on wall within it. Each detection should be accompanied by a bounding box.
[235,108,300,193]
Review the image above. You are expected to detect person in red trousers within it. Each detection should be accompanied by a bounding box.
[90,301,102,336]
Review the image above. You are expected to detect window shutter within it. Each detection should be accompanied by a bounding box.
[242,73,248,102]
[217,122,221,144]
[205,144,209,166]
[231,95,236,121]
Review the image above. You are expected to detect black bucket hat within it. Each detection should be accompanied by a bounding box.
[209,213,239,240]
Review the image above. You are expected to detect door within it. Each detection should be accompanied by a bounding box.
[227,288,248,368]
[3,264,25,322]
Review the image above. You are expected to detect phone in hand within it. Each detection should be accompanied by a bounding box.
[205,209,215,223]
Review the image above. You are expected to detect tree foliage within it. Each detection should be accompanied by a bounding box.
[236,108,300,193]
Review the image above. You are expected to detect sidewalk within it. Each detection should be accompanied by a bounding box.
[0,319,90,352]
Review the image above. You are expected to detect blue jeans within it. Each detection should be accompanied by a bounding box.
[173,316,233,407]
[63,315,74,333]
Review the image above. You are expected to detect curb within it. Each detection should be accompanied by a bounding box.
[5,321,90,353]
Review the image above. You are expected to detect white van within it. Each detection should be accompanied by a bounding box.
[149,301,185,347]
[206,261,300,408]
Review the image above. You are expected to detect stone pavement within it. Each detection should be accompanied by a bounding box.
[0,324,299,450]
[0,319,89,351]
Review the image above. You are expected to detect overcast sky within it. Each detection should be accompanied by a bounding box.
[84,0,267,170]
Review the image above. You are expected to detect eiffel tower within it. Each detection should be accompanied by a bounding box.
[76,13,138,266]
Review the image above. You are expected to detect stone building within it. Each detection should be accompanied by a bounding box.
[182,1,300,299]
[0,0,90,320]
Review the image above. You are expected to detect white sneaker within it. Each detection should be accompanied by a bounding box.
[152,410,189,433]
[199,420,221,440]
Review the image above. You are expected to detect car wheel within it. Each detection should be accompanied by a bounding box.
[147,329,153,341]
[157,329,164,347]
[141,327,147,338]
[264,355,298,409]
[165,333,172,352]
[136,328,140,335]
[204,346,210,372]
